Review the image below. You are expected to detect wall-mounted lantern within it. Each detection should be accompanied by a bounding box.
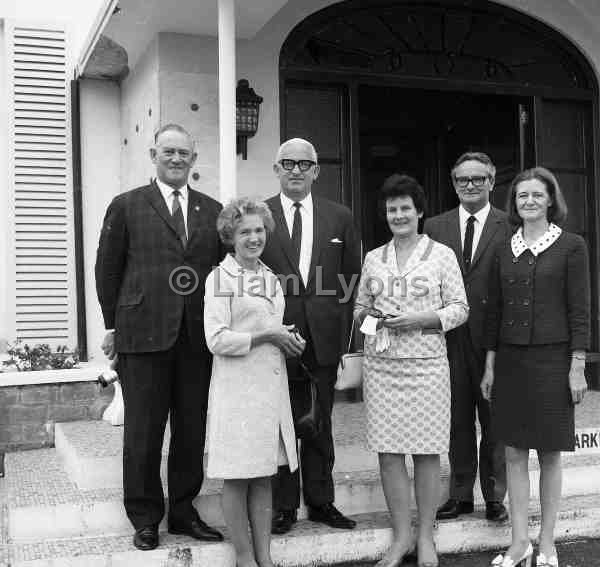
[236,79,263,160]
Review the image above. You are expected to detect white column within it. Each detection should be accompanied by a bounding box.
[218,0,237,203]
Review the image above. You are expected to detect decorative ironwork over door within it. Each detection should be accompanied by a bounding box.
[281,0,591,91]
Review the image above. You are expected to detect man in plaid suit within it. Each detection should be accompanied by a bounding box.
[95,124,224,550]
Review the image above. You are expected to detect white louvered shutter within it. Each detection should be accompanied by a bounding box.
[5,22,76,349]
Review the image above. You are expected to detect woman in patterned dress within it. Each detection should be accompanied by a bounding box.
[204,198,305,567]
[354,174,469,567]
[481,168,590,567]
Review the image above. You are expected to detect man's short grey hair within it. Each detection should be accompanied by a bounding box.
[217,197,276,246]
[451,151,496,179]
[275,138,318,163]
[154,123,193,145]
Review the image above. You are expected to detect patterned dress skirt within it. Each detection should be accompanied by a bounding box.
[363,355,451,454]
[492,342,574,451]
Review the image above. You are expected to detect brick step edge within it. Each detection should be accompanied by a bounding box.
[8,497,600,567]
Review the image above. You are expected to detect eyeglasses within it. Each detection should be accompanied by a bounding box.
[454,175,489,189]
[279,159,316,172]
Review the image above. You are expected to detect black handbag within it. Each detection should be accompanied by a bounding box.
[293,360,323,441]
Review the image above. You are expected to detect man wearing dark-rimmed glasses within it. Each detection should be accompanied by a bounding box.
[261,138,361,535]
[424,151,510,524]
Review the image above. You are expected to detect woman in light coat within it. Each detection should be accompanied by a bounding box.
[204,198,305,567]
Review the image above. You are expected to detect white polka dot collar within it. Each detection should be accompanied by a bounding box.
[511,223,562,257]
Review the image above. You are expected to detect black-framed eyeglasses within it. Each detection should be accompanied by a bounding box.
[279,159,316,172]
[454,175,489,188]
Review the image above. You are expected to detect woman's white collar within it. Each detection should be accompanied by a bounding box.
[511,223,562,257]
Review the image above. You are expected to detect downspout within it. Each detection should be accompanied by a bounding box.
[70,78,88,361]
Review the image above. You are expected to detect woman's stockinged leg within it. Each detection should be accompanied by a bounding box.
[248,476,275,567]
[538,450,562,559]
[504,445,531,559]
[222,478,257,567]
[413,454,440,566]
[377,452,413,566]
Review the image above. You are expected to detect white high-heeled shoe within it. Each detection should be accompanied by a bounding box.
[491,542,534,567]
[536,551,558,566]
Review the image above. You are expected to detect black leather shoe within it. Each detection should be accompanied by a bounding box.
[168,515,223,542]
[307,503,356,529]
[133,525,159,550]
[436,498,474,520]
[485,501,508,522]
[271,509,297,535]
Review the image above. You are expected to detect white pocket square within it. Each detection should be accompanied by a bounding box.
[330,238,343,244]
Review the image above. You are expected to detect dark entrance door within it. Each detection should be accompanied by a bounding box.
[358,86,521,249]
[280,0,600,372]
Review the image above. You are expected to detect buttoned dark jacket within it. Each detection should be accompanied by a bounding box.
[95,181,223,353]
[424,206,511,351]
[485,230,590,350]
[261,195,362,368]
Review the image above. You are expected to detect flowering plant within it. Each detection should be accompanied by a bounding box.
[2,341,79,372]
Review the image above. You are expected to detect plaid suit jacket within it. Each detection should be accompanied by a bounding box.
[95,181,224,354]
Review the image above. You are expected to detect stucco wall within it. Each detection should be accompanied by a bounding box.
[158,34,220,201]
[80,79,121,362]
[120,38,160,191]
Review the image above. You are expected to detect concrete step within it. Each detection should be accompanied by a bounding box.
[7,437,600,542]
[53,402,377,490]
[54,401,600,491]
[6,496,600,567]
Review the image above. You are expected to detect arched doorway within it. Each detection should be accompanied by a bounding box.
[279,0,599,361]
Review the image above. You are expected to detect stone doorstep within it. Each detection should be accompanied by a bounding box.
[54,418,600,491]
[8,497,600,567]
[7,460,600,542]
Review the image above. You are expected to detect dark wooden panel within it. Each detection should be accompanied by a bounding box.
[314,162,342,202]
[552,171,587,235]
[539,100,585,169]
[284,84,341,159]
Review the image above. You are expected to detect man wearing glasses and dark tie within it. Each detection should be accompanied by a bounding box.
[424,152,510,524]
[261,138,361,535]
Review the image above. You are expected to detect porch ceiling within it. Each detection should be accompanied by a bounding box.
[101,0,288,69]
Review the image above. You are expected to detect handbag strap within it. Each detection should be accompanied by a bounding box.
[346,318,355,354]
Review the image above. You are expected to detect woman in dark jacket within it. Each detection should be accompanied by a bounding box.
[481,167,590,567]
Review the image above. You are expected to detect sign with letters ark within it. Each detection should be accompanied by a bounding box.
[575,428,600,453]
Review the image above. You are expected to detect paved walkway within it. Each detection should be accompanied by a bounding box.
[340,537,600,567]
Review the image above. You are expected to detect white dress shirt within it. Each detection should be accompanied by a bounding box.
[459,202,490,261]
[156,178,189,236]
[280,192,313,285]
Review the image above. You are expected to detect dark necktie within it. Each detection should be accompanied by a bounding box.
[291,202,302,266]
[463,215,476,269]
[172,189,187,247]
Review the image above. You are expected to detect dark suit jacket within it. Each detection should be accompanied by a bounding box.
[95,181,223,354]
[485,231,590,351]
[261,195,362,368]
[424,206,511,351]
